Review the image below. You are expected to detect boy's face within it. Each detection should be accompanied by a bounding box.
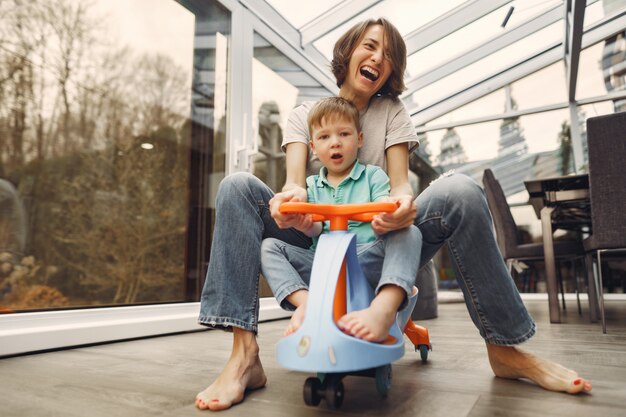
[310,115,363,180]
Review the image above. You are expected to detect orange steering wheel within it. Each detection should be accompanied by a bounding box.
[280,202,398,231]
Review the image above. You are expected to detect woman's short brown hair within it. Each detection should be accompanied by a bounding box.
[307,97,361,139]
[330,18,407,98]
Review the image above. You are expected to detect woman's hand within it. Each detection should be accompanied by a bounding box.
[371,194,416,235]
[269,186,309,229]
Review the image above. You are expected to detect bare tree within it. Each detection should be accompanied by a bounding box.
[45,0,95,156]
[1,0,192,307]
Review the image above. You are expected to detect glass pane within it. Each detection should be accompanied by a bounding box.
[577,35,626,112]
[251,32,334,297]
[510,62,566,110]
[584,0,626,28]
[424,108,572,205]
[184,0,231,302]
[409,22,562,110]
[423,89,506,127]
[406,0,562,80]
[251,32,331,193]
[313,0,466,59]
[421,108,575,291]
[0,0,228,311]
[265,0,344,28]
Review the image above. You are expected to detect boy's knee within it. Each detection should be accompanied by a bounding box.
[409,224,422,244]
[260,237,281,257]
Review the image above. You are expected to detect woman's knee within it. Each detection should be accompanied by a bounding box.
[217,172,258,196]
[435,173,486,210]
[216,172,267,207]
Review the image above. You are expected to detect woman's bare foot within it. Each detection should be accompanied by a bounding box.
[487,344,592,394]
[196,328,267,411]
[284,302,306,336]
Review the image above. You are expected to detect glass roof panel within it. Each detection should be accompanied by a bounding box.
[424,89,506,127]
[312,0,466,59]
[584,0,626,28]
[511,61,567,110]
[408,21,562,111]
[406,0,562,80]
[265,0,344,28]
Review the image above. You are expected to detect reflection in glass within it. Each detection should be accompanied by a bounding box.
[184,0,230,302]
[0,0,225,311]
[251,32,331,192]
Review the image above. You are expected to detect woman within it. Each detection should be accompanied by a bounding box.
[195,18,591,411]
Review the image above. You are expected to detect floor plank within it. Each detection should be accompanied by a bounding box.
[1,300,625,417]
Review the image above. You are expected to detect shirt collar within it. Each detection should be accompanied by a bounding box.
[316,160,366,187]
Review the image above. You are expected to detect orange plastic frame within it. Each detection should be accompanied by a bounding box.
[280,201,430,348]
[279,202,397,323]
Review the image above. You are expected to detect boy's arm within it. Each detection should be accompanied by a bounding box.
[369,166,391,202]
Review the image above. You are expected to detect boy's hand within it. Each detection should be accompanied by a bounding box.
[269,186,309,229]
[371,195,416,235]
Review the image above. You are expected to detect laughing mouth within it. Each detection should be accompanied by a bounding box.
[360,65,379,82]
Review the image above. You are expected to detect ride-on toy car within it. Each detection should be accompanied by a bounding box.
[276,202,431,409]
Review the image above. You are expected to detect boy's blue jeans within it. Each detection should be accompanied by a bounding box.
[198,172,536,345]
[260,225,421,311]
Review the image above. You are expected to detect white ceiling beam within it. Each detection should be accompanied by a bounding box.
[410,10,626,126]
[239,0,338,93]
[403,3,564,97]
[404,0,512,56]
[564,0,586,102]
[273,70,323,87]
[415,88,626,133]
[299,0,384,46]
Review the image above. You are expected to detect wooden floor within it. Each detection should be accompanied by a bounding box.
[2,300,626,417]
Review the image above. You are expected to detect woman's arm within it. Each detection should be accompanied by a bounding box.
[371,143,417,235]
[282,142,308,192]
[269,142,310,229]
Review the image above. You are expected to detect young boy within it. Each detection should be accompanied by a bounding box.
[261,97,421,342]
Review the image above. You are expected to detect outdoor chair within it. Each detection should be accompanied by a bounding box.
[583,111,626,333]
[482,169,586,311]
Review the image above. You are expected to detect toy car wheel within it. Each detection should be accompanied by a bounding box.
[418,344,429,362]
[375,364,392,396]
[303,377,322,406]
[324,376,344,409]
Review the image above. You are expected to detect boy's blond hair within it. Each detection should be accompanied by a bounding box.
[307,97,361,139]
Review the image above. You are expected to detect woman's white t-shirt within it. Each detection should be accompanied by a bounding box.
[281,96,419,177]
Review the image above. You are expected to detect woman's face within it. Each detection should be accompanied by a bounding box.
[343,24,393,99]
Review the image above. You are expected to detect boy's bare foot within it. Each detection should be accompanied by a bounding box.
[487,344,592,394]
[283,289,309,337]
[337,303,396,342]
[284,302,306,336]
[196,329,267,411]
[337,285,404,342]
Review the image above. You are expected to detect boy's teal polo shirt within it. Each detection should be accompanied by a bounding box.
[306,161,390,250]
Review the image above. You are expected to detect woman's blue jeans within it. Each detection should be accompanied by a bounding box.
[198,172,535,345]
